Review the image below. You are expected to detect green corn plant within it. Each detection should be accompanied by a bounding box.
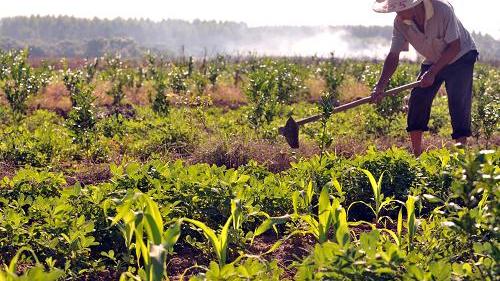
[306,186,336,243]
[183,199,242,266]
[397,207,403,246]
[255,185,350,245]
[112,193,181,281]
[182,218,232,267]
[348,169,398,224]
[0,247,63,281]
[381,207,403,247]
[406,195,417,251]
[292,181,314,215]
[231,199,243,230]
[303,186,350,244]
[251,214,292,245]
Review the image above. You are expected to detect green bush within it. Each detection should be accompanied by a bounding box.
[191,71,209,95]
[62,66,97,143]
[124,112,197,159]
[472,68,499,144]
[318,54,345,103]
[244,59,306,129]
[103,54,133,107]
[151,69,170,116]
[0,49,51,118]
[168,64,189,94]
[347,147,419,199]
[0,111,74,166]
[0,170,123,279]
[207,54,226,87]
[98,113,125,139]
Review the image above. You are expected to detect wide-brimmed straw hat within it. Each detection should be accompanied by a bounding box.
[373,0,424,13]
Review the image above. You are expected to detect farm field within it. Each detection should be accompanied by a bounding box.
[0,50,498,280]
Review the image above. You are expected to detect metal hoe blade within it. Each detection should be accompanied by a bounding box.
[278,116,300,148]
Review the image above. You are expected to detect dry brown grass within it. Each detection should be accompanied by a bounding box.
[28,82,72,114]
[189,132,491,173]
[125,84,153,106]
[208,84,247,108]
[305,77,370,104]
[0,161,17,181]
[0,90,7,107]
[305,77,326,102]
[62,163,112,187]
[3,81,152,115]
[93,81,113,106]
[327,137,373,158]
[339,78,371,103]
[0,74,366,114]
[190,136,319,172]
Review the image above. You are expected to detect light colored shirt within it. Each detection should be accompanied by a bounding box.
[390,0,477,64]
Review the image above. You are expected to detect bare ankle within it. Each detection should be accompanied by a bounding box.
[456,137,467,146]
[410,131,423,157]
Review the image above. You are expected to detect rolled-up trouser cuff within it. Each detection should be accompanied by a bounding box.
[451,130,472,140]
[406,126,429,133]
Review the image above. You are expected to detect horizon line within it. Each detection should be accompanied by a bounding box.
[0,14,497,39]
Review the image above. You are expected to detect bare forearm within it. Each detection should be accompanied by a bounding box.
[371,52,400,103]
[377,52,400,88]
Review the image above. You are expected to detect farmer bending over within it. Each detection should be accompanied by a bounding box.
[371,0,478,156]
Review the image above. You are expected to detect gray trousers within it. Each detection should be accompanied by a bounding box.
[407,50,479,139]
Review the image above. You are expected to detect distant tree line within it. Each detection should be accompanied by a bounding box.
[0,16,498,61]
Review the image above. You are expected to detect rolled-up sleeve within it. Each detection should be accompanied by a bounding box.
[390,23,409,53]
[443,5,460,43]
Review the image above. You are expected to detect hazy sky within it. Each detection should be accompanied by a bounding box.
[1,0,499,39]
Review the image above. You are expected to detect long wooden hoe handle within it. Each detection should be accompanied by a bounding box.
[295,81,421,126]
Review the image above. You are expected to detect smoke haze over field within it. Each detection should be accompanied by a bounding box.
[224,29,418,60]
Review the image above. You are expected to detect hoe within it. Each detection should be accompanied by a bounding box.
[279,81,421,148]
